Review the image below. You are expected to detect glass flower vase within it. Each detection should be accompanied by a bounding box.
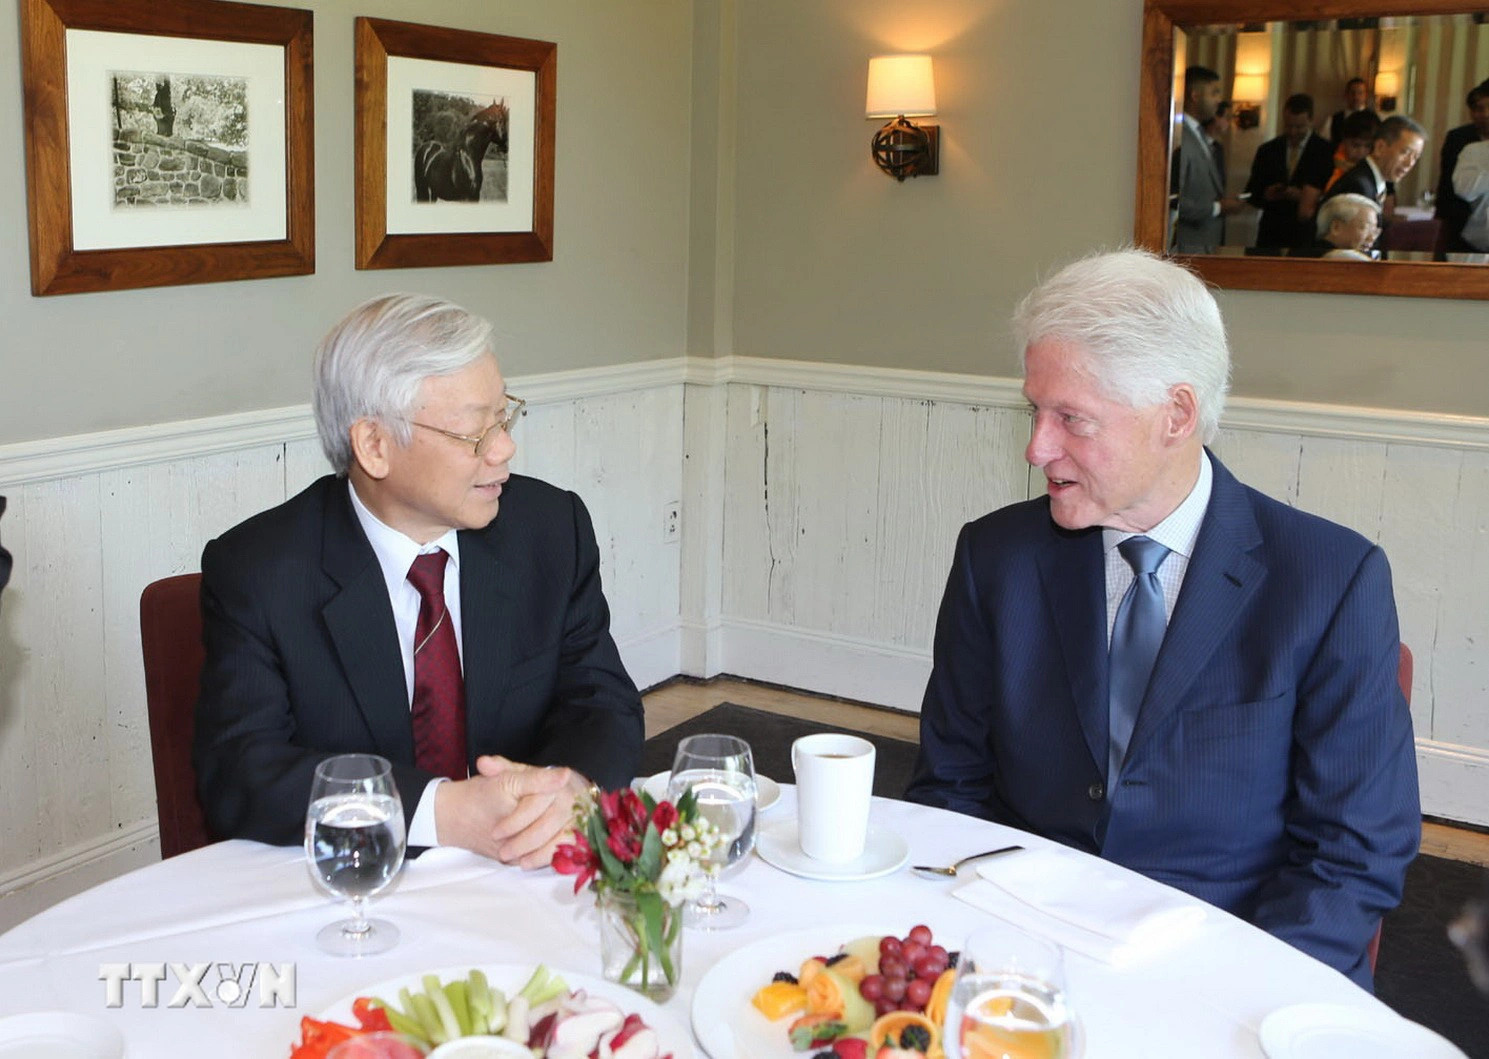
[597,889,682,1001]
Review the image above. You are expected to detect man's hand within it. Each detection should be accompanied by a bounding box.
[433,757,589,869]
[1220,195,1248,216]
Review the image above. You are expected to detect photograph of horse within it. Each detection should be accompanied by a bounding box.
[411,90,510,203]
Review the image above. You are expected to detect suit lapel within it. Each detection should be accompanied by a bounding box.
[320,481,416,763]
[1187,124,1222,192]
[1126,456,1265,761]
[1036,527,1109,777]
[457,519,520,741]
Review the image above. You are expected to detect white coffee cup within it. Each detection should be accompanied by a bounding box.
[791,733,876,863]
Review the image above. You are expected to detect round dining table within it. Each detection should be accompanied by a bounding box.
[0,787,1426,1057]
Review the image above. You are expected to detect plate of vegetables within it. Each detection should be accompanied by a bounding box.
[291,963,694,1059]
[692,924,958,1059]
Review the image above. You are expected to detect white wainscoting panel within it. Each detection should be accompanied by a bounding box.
[3,355,1488,930]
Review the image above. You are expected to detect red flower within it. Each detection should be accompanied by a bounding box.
[652,800,678,833]
[606,819,643,862]
[551,832,600,894]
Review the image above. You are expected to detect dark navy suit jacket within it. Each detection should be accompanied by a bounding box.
[193,473,644,846]
[906,454,1420,989]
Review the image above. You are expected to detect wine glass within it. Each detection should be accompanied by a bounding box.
[942,923,1080,1059]
[666,733,757,929]
[305,753,407,956]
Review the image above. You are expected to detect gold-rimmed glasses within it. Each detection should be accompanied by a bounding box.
[407,394,525,457]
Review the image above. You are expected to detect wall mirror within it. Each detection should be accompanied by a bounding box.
[1137,0,1489,299]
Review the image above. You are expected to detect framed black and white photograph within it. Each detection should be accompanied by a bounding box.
[355,17,556,270]
[20,0,314,295]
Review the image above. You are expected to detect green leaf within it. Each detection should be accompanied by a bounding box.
[637,891,666,988]
[675,785,698,818]
[636,822,663,881]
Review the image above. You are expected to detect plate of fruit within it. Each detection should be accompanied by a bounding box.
[691,924,958,1059]
[291,963,694,1059]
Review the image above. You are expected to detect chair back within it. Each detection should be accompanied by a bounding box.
[140,573,212,858]
[1380,219,1441,254]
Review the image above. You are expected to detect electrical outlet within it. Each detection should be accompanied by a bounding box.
[662,502,681,542]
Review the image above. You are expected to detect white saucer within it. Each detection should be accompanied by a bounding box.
[0,1012,124,1058]
[755,818,909,881]
[1258,1003,1466,1058]
[640,770,780,812]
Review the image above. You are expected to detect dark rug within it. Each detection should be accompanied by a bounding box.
[643,702,1489,1056]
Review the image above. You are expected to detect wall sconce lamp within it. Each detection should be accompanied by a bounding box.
[1229,74,1266,131]
[1375,71,1401,111]
[866,54,938,181]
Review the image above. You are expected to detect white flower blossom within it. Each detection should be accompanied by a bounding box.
[661,828,678,846]
[680,824,696,842]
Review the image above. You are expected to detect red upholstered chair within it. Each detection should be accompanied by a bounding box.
[1366,642,1415,974]
[140,573,214,858]
[1380,219,1441,254]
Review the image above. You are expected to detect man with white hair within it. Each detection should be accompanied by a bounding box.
[906,250,1419,989]
[194,294,644,868]
[1314,193,1382,259]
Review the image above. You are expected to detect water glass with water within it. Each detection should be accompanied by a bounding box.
[667,733,757,929]
[305,753,407,956]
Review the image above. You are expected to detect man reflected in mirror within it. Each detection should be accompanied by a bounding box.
[1320,115,1427,237]
[1244,93,1334,253]
[1322,110,1381,195]
[1325,77,1372,145]
[1171,66,1245,253]
[1434,78,1489,254]
[1312,193,1382,260]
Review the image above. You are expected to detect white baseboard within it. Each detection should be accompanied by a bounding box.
[0,820,160,934]
[616,623,683,693]
[715,617,929,712]
[1417,739,1489,828]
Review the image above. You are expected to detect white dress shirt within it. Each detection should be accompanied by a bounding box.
[1103,450,1213,645]
[348,481,463,846]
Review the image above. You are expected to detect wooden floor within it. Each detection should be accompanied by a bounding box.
[644,676,1489,869]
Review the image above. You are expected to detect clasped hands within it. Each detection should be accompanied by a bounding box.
[434,755,590,869]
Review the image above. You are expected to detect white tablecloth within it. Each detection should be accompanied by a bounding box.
[0,789,1393,1056]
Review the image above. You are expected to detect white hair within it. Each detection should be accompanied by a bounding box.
[1316,193,1381,239]
[1012,248,1231,443]
[313,293,495,473]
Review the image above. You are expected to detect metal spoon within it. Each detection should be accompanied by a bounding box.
[911,844,1024,877]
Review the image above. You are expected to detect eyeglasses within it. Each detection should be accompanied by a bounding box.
[407,394,526,458]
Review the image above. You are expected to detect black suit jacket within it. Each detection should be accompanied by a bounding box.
[193,473,644,846]
[1322,159,1387,204]
[1436,124,1485,252]
[1245,134,1335,249]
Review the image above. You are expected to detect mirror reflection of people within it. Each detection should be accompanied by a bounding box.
[1171,66,1246,253]
[1322,110,1381,194]
[1313,193,1382,260]
[906,250,1420,990]
[1245,93,1334,252]
[193,294,644,866]
[1320,115,1427,227]
[1435,78,1489,253]
[1326,77,1372,144]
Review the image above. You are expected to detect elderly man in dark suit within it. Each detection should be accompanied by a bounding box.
[906,250,1420,990]
[1434,78,1489,253]
[1245,93,1335,251]
[193,294,644,866]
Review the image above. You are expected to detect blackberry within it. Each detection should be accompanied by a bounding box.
[947,950,960,969]
[824,953,849,967]
[900,1025,933,1051]
[772,970,799,984]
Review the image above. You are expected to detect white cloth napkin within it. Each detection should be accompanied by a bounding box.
[953,845,1207,968]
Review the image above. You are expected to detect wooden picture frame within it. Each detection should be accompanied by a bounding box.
[354,17,556,270]
[20,0,314,296]
[1137,0,1489,300]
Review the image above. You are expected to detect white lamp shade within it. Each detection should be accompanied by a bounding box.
[866,54,936,118]
[1231,74,1266,102]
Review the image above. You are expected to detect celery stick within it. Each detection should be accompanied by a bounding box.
[374,1001,432,1047]
[409,991,449,1044]
[445,979,472,1038]
[423,974,463,1042]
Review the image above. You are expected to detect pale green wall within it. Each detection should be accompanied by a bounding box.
[0,0,693,445]
[725,0,1489,415]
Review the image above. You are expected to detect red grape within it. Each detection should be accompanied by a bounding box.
[927,944,949,964]
[858,975,885,1002]
[913,955,942,980]
[879,955,907,979]
[879,936,902,958]
[898,999,920,1012]
[883,976,907,1002]
[874,997,897,1017]
[905,978,932,1008]
[900,940,927,966]
[908,924,933,946]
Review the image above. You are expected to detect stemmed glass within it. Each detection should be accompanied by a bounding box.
[305,753,407,956]
[943,923,1080,1059]
[666,733,757,929]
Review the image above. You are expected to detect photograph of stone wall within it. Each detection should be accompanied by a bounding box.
[110,71,249,209]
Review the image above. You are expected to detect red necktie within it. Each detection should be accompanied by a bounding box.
[407,551,467,780]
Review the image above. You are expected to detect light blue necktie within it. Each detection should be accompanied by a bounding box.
[1108,536,1172,790]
